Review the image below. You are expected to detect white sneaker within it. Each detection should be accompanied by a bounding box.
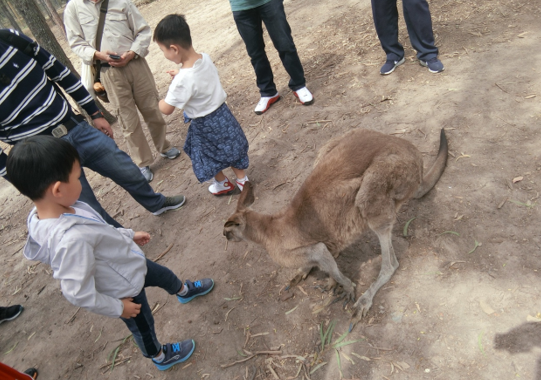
[208,177,235,195]
[236,176,249,192]
[140,166,153,183]
[293,87,314,105]
[254,93,280,115]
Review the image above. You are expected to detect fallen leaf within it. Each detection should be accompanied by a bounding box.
[512,176,523,183]
[525,94,536,99]
[480,299,495,315]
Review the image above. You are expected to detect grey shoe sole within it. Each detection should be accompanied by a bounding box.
[0,305,23,324]
[152,196,186,215]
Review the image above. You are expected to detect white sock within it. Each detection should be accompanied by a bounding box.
[178,282,189,296]
[237,175,248,184]
[215,177,228,185]
[153,350,165,363]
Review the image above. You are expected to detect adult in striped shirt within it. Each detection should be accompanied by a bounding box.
[0,29,186,226]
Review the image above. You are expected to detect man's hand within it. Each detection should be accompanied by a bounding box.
[121,298,141,319]
[92,116,114,138]
[110,51,136,68]
[166,69,179,79]
[133,231,151,246]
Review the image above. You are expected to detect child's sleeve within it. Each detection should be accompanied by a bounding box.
[52,239,124,318]
[164,75,193,111]
[116,228,135,240]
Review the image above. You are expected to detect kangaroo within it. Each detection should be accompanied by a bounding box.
[224,128,448,329]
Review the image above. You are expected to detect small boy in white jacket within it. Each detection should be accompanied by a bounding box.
[7,135,215,371]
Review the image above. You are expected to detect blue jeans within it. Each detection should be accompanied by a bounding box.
[61,120,166,227]
[371,0,438,61]
[233,0,305,96]
[120,259,183,358]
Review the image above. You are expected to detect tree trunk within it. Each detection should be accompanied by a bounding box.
[38,0,55,25]
[13,0,116,123]
[43,0,65,34]
[0,0,22,31]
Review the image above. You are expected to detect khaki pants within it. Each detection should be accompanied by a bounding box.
[101,58,171,167]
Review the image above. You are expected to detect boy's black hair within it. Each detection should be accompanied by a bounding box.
[6,135,80,201]
[153,14,192,50]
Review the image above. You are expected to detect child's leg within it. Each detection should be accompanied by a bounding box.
[214,171,226,182]
[231,168,246,179]
[144,259,183,295]
[120,289,161,358]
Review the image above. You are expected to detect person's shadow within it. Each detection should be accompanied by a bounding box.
[494,322,541,379]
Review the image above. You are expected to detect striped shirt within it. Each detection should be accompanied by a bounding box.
[0,29,99,177]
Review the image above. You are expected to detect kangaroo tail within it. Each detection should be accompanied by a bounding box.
[414,128,448,199]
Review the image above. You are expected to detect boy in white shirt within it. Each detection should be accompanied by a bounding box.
[155,14,251,196]
[7,136,215,371]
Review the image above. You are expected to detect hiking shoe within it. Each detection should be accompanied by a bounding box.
[140,166,153,183]
[152,195,186,215]
[208,178,235,195]
[293,87,314,105]
[380,57,405,75]
[254,93,280,115]
[177,279,215,304]
[23,368,38,379]
[236,177,248,192]
[152,340,195,371]
[419,57,444,73]
[160,147,181,160]
[0,305,23,324]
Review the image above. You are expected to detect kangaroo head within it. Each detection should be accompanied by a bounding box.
[224,181,255,242]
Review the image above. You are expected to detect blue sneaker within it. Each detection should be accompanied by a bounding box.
[153,340,195,371]
[177,278,214,304]
[419,57,444,73]
[380,57,405,75]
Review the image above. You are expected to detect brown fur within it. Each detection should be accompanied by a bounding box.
[224,128,448,328]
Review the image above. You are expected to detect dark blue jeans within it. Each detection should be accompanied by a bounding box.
[233,0,305,96]
[371,0,438,61]
[120,259,183,358]
[61,120,166,227]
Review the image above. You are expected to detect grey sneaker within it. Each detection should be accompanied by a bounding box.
[152,340,195,371]
[152,195,186,215]
[140,166,153,183]
[160,147,181,160]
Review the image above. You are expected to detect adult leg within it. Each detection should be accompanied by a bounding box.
[78,168,122,227]
[101,66,155,167]
[129,59,172,155]
[402,0,438,60]
[63,121,166,213]
[260,0,306,91]
[120,289,162,358]
[233,8,277,96]
[371,0,404,61]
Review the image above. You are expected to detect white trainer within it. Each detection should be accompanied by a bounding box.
[140,166,153,183]
[254,93,280,115]
[293,87,314,105]
[208,177,235,195]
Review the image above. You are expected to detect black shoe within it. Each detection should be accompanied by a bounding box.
[177,279,214,304]
[23,368,38,379]
[0,305,23,324]
[152,340,195,370]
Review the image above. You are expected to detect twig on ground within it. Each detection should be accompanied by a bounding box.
[221,351,282,368]
[153,243,174,262]
[65,307,80,324]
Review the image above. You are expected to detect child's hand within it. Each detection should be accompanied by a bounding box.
[133,231,151,246]
[121,298,141,318]
[166,69,179,79]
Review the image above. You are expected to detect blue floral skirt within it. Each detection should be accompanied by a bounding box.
[183,103,249,182]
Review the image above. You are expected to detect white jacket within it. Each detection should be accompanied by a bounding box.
[24,201,147,318]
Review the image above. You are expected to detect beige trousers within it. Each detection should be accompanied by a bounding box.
[101,58,171,167]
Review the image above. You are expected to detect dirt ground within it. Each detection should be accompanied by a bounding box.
[2,0,541,378]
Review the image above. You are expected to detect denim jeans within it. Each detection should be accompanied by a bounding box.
[371,0,438,61]
[120,259,183,358]
[61,120,166,227]
[233,0,305,96]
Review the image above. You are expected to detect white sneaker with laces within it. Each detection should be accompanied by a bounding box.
[293,87,314,105]
[254,93,280,115]
[208,177,235,195]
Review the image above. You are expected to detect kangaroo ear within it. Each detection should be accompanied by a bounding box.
[237,181,255,211]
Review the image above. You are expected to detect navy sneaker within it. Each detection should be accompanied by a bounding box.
[152,340,195,371]
[380,57,405,75]
[419,57,444,73]
[177,279,214,304]
[0,305,23,324]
